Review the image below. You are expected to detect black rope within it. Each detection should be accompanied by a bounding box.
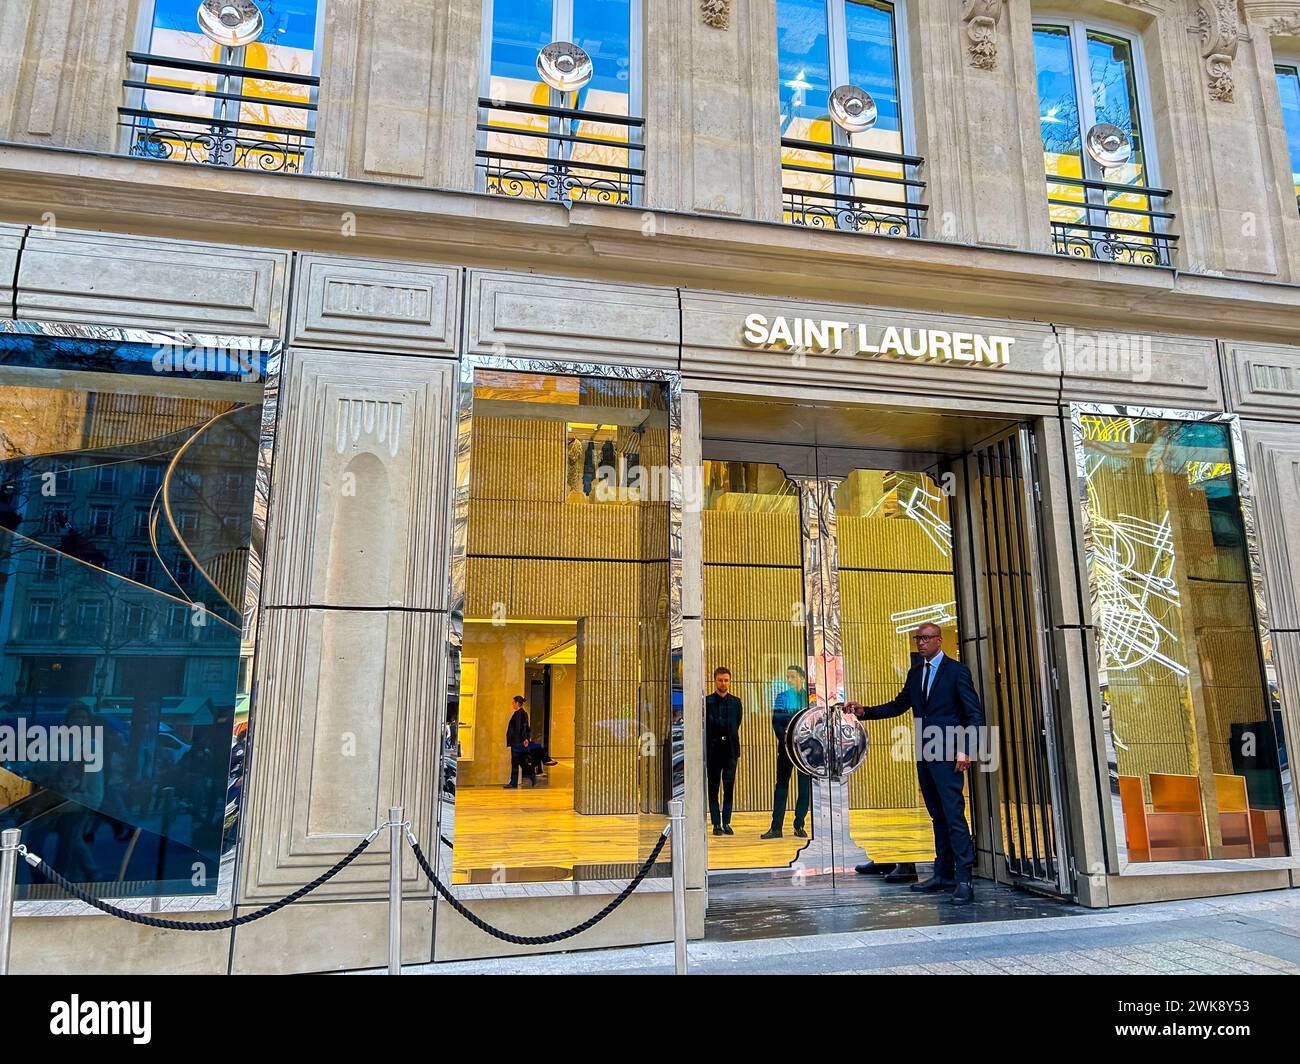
[25,834,375,932]
[410,828,670,945]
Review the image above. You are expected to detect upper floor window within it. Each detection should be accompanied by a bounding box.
[479,0,643,206]
[122,0,323,174]
[778,0,923,237]
[1275,64,1300,211]
[1033,18,1176,267]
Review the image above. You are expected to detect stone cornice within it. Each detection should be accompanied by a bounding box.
[0,141,1298,345]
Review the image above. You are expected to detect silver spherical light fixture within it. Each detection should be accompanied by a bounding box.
[829,84,878,134]
[536,41,594,93]
[197,0,265,49]
[1085,122,1133,168]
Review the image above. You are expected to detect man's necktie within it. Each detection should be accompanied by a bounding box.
[922,661,932,707]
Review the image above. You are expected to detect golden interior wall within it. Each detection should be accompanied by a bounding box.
[463,398,670,816]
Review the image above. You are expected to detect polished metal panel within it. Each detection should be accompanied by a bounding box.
[197,0,264,48]
[1070,403,1300,874]
[787,706,869,779]
[828,84,877,133]
[437,356,683,897]
[536,41,594,93]
[1085,122,1132,167]
[5,318,281,918]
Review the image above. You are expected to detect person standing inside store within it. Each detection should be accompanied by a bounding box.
[503,695,545,789]
[850,623,985,905]
[705,667,743,836]
[761,665,811,840]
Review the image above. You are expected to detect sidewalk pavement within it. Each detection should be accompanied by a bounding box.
[382,888,1300,975]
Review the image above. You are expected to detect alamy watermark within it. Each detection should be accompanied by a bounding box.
[0,718,103,773]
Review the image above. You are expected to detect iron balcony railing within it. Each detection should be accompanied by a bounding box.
[477,97,644,206]
[781,137,927,237]
[1047,174,1178,268]
[119,52,318,174]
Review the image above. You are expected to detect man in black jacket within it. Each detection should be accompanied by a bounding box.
[504,695,543,788]
[851,623,986,904]
[705,666,743,836]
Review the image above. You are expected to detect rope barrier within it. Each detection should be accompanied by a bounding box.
[408,825,671,946]
[9,821,672,945]
[18,833,377,932]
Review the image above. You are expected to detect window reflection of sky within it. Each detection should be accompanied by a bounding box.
[1278,66,1300,194]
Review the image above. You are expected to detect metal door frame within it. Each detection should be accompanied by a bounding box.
[960,423,1073,896]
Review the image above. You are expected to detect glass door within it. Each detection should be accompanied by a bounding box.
[701,444,960,885]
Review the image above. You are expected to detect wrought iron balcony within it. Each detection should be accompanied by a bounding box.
[1047,175,1178,268]
[477,98,644,206]
[781,137,927,237]
[118,52,318,174]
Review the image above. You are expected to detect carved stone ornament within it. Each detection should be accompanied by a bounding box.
[1198,1,1241,102]
[701,0,731,30]
[1268,14,1300,37]
[962,0,1005,70]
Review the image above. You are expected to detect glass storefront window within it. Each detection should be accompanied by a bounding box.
[1276,65,1300,208]
[0,326,267,900]
[447,368,673,884]
[701,460,808,870]
[1077,411,1292,863]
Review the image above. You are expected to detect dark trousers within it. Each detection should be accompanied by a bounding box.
[917,759,974,882]
[509,742,544,784]
[706,750,737,828]
[771,742,810,831]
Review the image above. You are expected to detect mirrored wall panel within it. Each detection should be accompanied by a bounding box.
[0,326,267,900]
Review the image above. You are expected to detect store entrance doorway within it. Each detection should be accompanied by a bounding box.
[699,396,1072,901]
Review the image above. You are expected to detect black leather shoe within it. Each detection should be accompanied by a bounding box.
[722,825,734,835]
[760,828,782,839]
[909,875,958,893]
[793,825,808,838]
[854,860,893,876]
[712,826,723,836]
[947,883,975,905]
[884,862,919,883]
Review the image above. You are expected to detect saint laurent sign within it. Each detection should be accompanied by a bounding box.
[742,314,1015,367]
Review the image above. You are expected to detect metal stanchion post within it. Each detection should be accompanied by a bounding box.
[1,828,20,976]
[388,806,403,976]
[668,799,687,975]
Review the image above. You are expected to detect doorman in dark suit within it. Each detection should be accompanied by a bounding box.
[851,623,985,905]
[705,666,743,835]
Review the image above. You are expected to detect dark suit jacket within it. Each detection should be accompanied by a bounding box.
[705,692,744,763]
[858,655,986,758]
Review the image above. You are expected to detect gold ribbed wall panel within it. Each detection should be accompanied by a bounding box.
[465,411,670,817]
[702,509,801,568]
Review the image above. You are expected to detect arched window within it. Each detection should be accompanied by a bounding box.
[1032,16,1175,266]
[777,0,923,237]
[479,0,644,206]
[123,0,324,173]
